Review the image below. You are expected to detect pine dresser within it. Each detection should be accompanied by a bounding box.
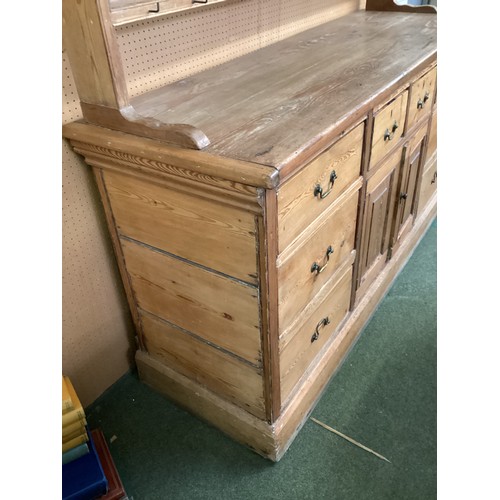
[63,0,437,461]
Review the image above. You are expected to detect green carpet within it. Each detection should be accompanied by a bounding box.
[87,218,437,500]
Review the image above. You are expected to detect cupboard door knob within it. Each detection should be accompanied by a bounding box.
[417,92,430,109]
[311,246,334,275]
[384,121,398,141]
[311,317,330,343]
[314,170,337,199]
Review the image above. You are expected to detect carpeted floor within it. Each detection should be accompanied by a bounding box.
[86,218,437,500]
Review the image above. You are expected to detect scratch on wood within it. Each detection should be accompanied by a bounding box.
[255,146,274,157]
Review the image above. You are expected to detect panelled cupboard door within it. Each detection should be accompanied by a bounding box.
[392,122,428,251]
[419,159,437,212]
[356,147,403,299]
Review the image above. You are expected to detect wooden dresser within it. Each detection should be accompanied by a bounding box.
[63,0,437,461]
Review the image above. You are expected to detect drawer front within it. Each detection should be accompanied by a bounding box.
[103,170,258,285]
[277,123,364,252]
[277,188,359,335]
[407,66,437,131]
[419,159,437,211]
[370,91,408,169]
[141,312,266,419]
[121,238,262,365]
[280,265,353,403]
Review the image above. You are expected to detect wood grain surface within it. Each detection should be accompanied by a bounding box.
[63,122,279,189]
[391,121,428,251]
[121,238,262,365]
[277,123,364,252]
[370,90,408,168]
[259,191,282,421]
[418,155,437,213]
[279,265,352,404]
[110,0,236,26]
[356,145,403,301]
[136,350,277,458]
[426,108,437,159]
[132,11,436,167]
[103,169,259,284]
[407,66,437,131]
[141,312,266,418]
[277,188,359,335]
[63,0,128,109]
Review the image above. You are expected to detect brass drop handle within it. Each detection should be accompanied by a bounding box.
[314,170,338,199]
[384,121,399,141]
[311,317,330,343]
[417,91,430,109]
[311,246,334,275]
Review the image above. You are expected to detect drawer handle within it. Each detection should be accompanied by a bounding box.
[417,91,430,109]
[400,192,408,201]
[431,172,437,184]
[311,317,331,343]
[383,121,399,142]
[314,170,338,199]
[311,245,334,275]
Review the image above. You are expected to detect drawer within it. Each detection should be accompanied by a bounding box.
[277,187,359,335]
[370,90,408,169]
[141,312,266,419]
[277,122,364,252]
[103,169,258,285]
[279,264,353,404]
[407,66,437,131]
[121,238,262,365]
[419,158,437,211]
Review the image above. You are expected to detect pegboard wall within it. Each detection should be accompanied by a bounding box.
[63,51,135,407]
[116,0,362,97]
[62,0,363,406]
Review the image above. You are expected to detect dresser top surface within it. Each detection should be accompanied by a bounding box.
[131,10,436,170]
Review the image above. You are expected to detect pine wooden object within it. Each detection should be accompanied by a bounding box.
[62,0,210,148]
[63,3,437,461]
[109,0,240,26]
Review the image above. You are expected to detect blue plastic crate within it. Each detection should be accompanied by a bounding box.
[62,427,108,500]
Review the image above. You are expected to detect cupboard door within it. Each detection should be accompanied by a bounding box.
[356,147,403,299]
[391,123,427,253]
[419,159,437,212]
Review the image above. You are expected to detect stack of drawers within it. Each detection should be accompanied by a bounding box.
[276,122,364,405]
